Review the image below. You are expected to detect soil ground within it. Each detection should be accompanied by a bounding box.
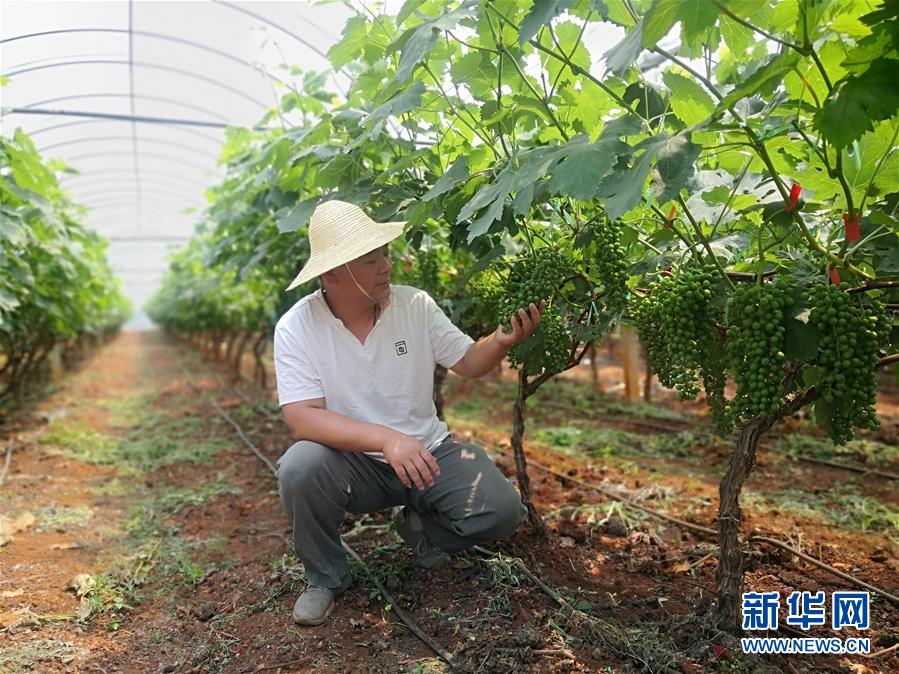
[1,330,897,674]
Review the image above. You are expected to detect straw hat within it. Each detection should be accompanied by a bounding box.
[285,200,406,291]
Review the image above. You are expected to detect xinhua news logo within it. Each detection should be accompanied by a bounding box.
[740,591,871,655]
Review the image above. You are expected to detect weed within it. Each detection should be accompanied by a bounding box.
[95,390,160,426]
[40,420,119,465]
[549,500,644,531]
[599,397,687,422]
[116,415,231,472]
[83,572,136,631]
[156,480,242,514]
[90,478,129,497]
[267,552,305,580]
[532,379,687,422]
[446,396,487,420]
[167,544,208,588]
[0,639,88,673]
[16,504,95,532]
[745,481,899,534]
[777,434,899,468]
[534,425,646,458]
[401,658,451,673]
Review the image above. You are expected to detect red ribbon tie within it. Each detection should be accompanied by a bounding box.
[844,210,861,241]
[785,182,801,212]
[664,205,676,229]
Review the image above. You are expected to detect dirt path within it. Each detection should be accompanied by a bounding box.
[1,331,897,673]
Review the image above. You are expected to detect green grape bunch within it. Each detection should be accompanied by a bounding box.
[507,305,570,377]
[466,272,503,335]
[805,282,891,444]
[660,264,718,399]
[590,219,630,315]
[496,247,573,377]
[727,281,791,423]
[633,265,720,386]
[494,247,570,331]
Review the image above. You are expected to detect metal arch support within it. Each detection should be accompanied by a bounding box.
[70,185,204,204]
[65,181,207,199]
[43,136,220,161]
[39,135,220,157]
[212,0,350,99]
[69,189,204,208]
[86,204,192,216]
[80,198,198,212]
[25,93,230,123]
[103,235,191,242]
[88,210,195,224]
[63,150,221,176]
[211,1,334,66]
[79,196,199,210]
[32,118,221,145]
[95,230,192,240]
[63,172,211,191]
[62,168,212,189]
[74,187,202,204]
[79,188,199,203]
[7,107,263,131]
[0,27,288,88]
[4,60,270,109]
[26,118,97,137]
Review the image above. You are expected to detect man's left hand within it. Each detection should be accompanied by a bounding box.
[493,300,546,348]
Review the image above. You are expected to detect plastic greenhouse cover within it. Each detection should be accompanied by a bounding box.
[1,1,641,328]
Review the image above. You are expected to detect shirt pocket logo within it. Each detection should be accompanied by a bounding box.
[395,340,408,356]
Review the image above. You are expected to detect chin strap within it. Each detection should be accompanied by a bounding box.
[344,263,379,303]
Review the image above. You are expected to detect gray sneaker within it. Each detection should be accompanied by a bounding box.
[292,573,352,626]
[393,507,450,569]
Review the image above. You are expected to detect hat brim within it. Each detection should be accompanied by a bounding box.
[285,221,405,291]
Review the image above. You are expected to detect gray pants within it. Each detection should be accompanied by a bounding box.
[277,434,527,589]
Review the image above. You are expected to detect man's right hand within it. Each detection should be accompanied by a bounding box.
[381,432,441,492]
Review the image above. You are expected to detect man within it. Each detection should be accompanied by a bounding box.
[274,200,545,626]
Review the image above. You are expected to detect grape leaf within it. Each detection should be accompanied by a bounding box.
[547,136,629,200]
[642,0,680,47]
[663,71,716,126]
[276,198,319,233]
[597,133,674,219]
[604,19,645,75]
[327,16,369,70]
[815,59,899,148]
[519,0,573,46]
[462,168,517,242]
[676,0,718,44]
[717,52,800,111]
[651,133,701,204]
[424,157,470,201]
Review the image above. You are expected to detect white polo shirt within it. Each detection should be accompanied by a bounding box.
[273,284,475,462]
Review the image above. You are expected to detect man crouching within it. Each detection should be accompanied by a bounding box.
[274,200,544,625]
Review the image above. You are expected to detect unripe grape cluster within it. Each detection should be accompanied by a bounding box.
[591,220,630,315]
[661,264,718,398]
[496,248,573,377]
[495,248,569,328]
[631,289,673,386]
[633,265,716,397]
[727,281,791,422]
[508,306,570,377]
[632,264,732,433]
[805,283,891,444]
